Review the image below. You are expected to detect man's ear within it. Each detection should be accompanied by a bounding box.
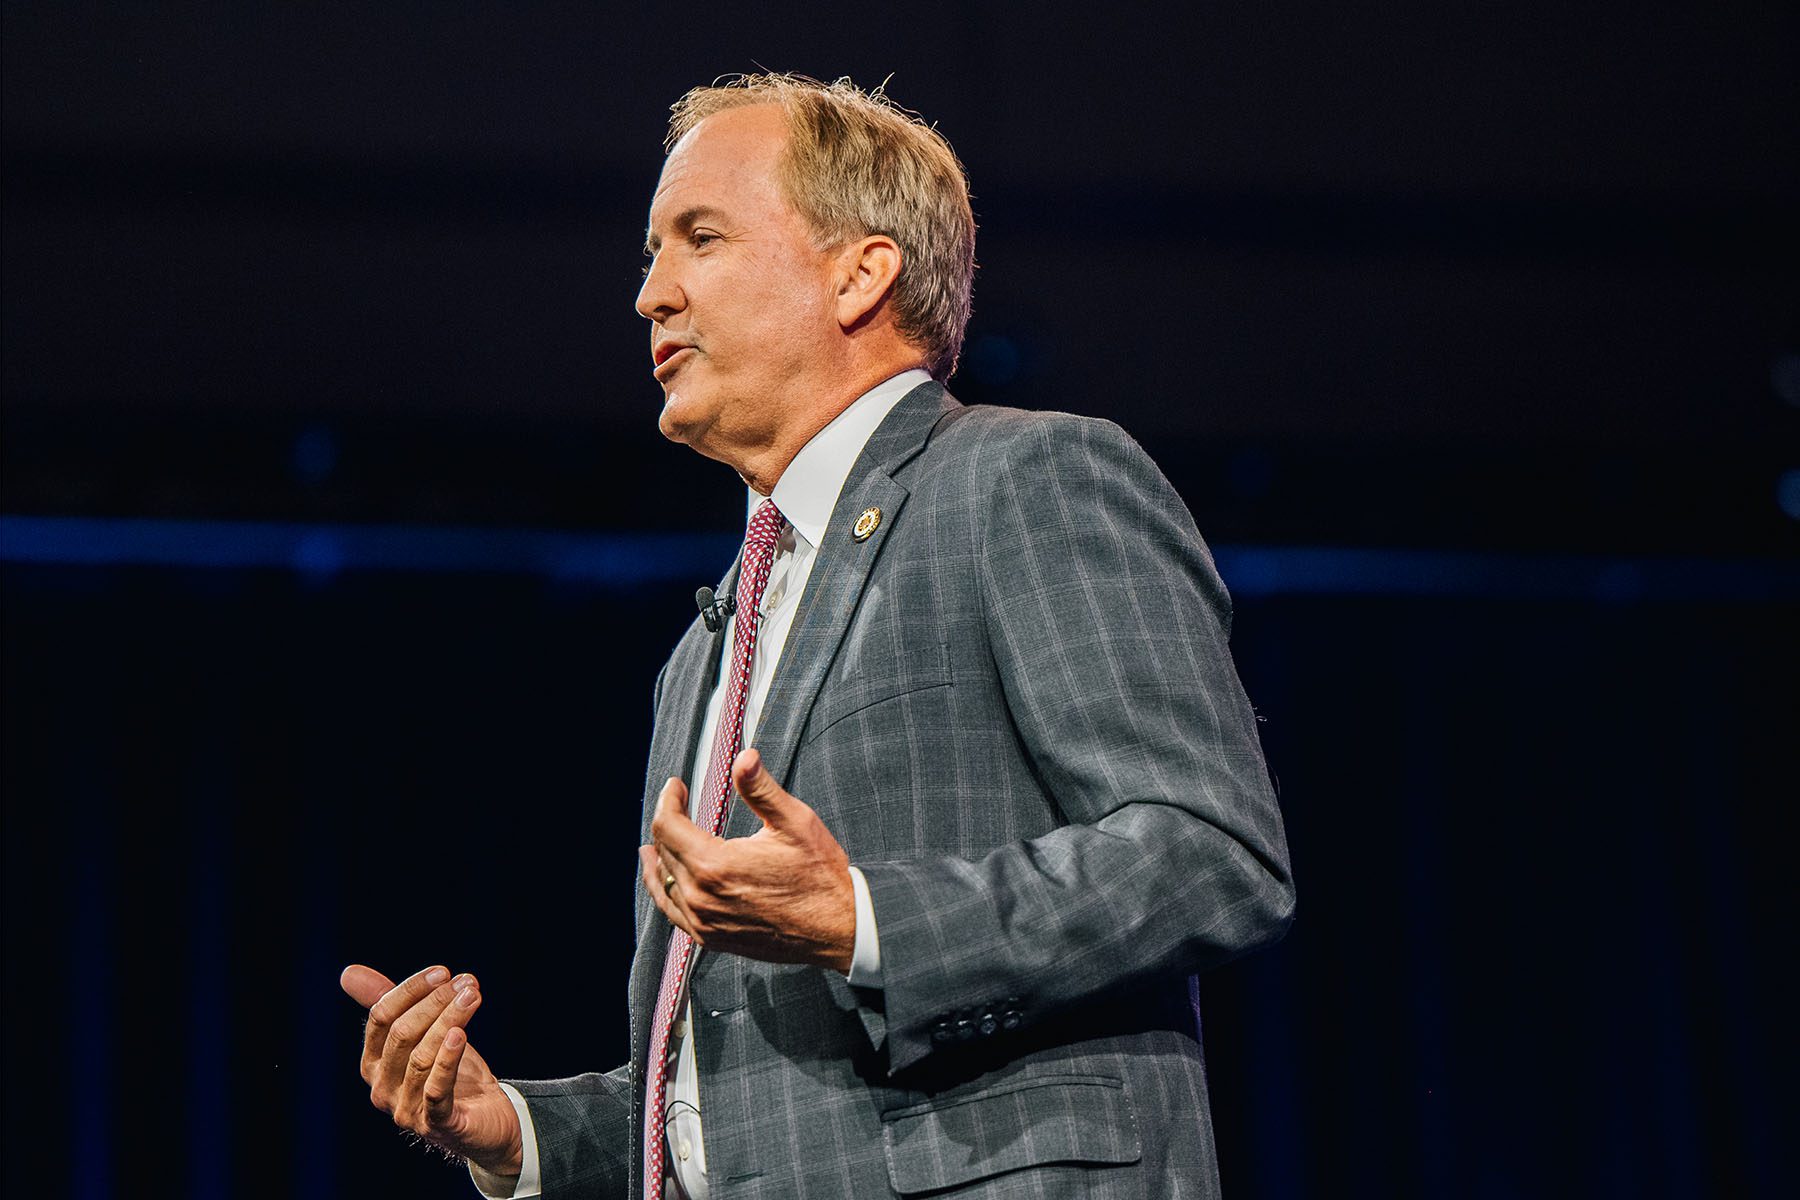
[834,235,903,330]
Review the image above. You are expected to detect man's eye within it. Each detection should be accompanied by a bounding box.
[691,232,718,248]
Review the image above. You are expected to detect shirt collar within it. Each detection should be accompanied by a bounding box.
[750,368,932,550]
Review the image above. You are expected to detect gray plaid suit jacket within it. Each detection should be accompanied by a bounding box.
[506,382,1295,1199]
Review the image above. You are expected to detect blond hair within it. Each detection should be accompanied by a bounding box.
[668,74,977,381]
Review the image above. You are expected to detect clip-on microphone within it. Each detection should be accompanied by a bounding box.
[694,586,736,633]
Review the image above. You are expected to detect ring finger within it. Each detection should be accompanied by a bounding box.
[640,844,698,933]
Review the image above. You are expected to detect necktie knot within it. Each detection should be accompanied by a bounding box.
[745,498,785,554]
[735,499,786,616]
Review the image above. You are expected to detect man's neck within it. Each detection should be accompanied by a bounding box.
[734,357,928,494]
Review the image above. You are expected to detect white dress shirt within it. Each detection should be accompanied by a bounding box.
[474,368,929,1200]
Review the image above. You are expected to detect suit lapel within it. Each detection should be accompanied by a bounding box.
[640,557,740,845]
[629,382,957,1068]
[733,382,961,820]
[629,557,738,1072]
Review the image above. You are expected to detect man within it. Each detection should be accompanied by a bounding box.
[343,74,1294,1199]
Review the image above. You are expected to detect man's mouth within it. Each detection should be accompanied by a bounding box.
[652,341,695,379]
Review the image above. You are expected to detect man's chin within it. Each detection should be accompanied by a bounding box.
[657,391,690,442]
[656,392,709,448]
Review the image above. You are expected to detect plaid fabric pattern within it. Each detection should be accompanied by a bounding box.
[511,383,1294,1200]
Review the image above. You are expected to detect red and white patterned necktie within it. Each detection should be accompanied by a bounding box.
[643,498,786,1199]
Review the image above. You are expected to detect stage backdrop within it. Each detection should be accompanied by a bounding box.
[2,536,1791,1197]
[4,2,1796,1196]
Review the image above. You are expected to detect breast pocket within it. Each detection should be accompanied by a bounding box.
[880,1073,1142,1195]
[800,638,953,747]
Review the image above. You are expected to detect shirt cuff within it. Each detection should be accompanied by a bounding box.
[467,1082,542,1198]
[846,865,883,988]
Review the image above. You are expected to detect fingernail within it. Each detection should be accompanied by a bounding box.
[451,974,474,991]
[426,967,450,985]
[456,987,479,1008]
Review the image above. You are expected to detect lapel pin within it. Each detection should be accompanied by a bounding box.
[851,506,882,542]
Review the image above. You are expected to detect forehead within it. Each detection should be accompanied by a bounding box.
[646,104,793,240]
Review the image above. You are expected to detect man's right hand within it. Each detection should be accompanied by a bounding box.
[340,963,524,1179]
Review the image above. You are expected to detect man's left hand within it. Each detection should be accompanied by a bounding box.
[642,747,856,973]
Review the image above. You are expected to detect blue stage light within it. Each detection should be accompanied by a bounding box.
[3,517,1796,602]
[291,529,345,581]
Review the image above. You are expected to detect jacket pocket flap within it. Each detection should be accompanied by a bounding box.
[881,1073,1140,1194]
[801,644,952,746]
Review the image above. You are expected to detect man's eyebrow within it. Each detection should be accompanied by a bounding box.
[643,205,730,255]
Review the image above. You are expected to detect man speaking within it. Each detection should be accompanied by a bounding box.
[343,73,1295,1199]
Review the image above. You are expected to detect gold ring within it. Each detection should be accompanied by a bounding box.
[663,873,677,891]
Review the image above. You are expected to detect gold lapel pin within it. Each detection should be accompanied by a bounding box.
[851,506,882,542]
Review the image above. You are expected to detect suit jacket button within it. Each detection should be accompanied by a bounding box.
[955,1017,975,1040]
[978,1013,998,1036]
[1002,1011,1022,1030]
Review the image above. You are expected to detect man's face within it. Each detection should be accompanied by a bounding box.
[636,105,840,471]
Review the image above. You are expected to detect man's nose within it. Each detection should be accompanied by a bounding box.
[635,253,683,321]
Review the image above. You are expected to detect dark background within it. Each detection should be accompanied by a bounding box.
[3,2,1795,1197]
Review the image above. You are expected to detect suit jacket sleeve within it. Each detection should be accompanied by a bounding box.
[855,414,1295,1075]
[499,1067,633,1200]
